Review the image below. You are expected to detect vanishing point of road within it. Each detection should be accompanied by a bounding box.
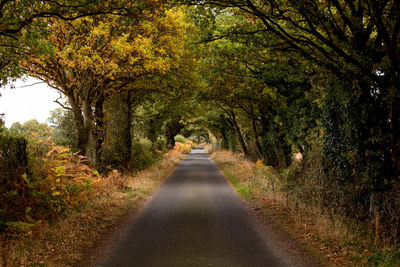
[96,148,315,267]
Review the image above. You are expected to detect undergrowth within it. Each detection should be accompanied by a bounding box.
[0,149,183,266]
[212,150,400,267]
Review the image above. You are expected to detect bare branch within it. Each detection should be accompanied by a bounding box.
[18,81,47,88]
[54,93,71,110]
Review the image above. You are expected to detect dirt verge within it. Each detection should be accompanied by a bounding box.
[211,150,376,267]
[0,152,183,267]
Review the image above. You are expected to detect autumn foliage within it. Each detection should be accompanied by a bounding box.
[173,141,192,154]
[21,7,188,170]
[1,0,400,264]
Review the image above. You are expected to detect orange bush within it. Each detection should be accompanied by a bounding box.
[174,141,191,154]
[1,145,99,234]
[185,140,197,148]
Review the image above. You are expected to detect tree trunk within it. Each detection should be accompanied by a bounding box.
[221,129,228,150]
[93,95,106,172]
[260,112,271,159]
[147,119,158,143]
[67,95,88,155]
[230,111,250,157]
[82,97,94,163]
[390,95,400,176]
[252,118,263,159]
[165,119,183,148]
[124,91,133,163]
[277,142,287,169]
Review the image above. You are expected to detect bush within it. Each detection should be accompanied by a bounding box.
[156,135,167,151]
[185,140,197,148]
[131,138,156,171]
[0,144,95,233]
[174,134,187,144]
[0,133,28,170]
[0,133,28,231]
[174,141,191,154]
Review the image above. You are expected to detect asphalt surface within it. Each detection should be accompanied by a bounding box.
[96,148,304,267]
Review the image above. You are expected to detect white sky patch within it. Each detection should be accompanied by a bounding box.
[0,76,63,127]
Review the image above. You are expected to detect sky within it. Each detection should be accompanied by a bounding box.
[0,76,63,127]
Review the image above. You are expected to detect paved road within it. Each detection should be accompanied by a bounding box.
[96,148,304,267]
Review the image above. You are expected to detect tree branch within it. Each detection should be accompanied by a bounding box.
[54,93,72,110]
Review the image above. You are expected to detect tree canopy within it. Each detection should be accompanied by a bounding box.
[1,0,400,248]
[0,0,163,85]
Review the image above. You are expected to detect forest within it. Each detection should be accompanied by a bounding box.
[0,0,400,266]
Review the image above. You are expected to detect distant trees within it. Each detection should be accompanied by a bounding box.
[0,115,4,133]
[9,120,53,140]
[48,108,76,147]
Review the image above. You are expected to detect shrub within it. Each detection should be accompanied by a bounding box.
[156,135,167,151]
[174,134,187,144]
[0,133,28,171]
[0,144,95,233]
[131,138,155,171]
[174,141,191,154]
[185,140,197,148]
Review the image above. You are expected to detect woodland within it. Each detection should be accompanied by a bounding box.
[0,0,400,265]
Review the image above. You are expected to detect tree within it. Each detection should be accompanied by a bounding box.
[175,1,400,241]
[0,0,161,85]
[184,0,400,184]
[48,108,76,147]
[22,7,187,170]
[100,40,201,169]
[0,114,4,133]
[8,119,53,140]
[188,9,317,167]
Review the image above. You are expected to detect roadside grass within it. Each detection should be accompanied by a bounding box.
[211,150,400,267]
[221,167,251,199]
[0,150,183,267]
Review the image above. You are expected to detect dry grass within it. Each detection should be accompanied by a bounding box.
[211,150,376,266]
[0,151,183,267]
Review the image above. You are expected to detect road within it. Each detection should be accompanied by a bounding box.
[96,148,310,267]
